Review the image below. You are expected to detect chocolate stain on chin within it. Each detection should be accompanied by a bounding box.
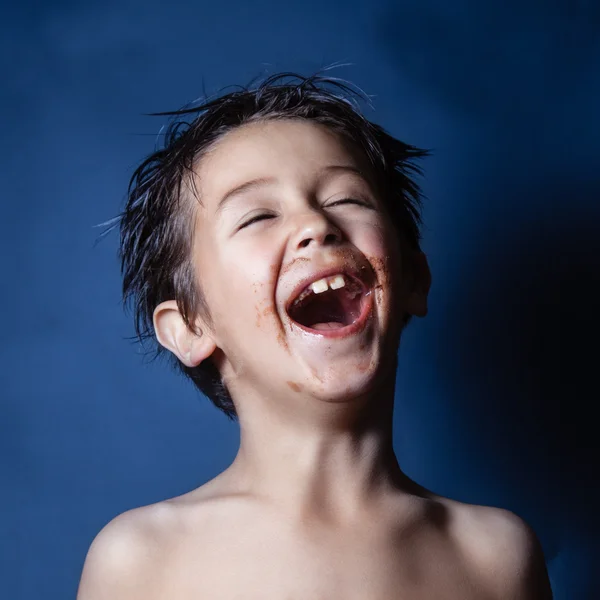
[355,357,374,373]
[286,381,302,392]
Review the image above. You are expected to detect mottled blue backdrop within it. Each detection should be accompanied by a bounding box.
[1,1,599,598]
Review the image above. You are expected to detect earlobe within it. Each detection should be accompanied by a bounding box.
[405,251,432,318]
[153,300,217,367]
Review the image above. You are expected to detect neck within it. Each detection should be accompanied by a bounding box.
[225,368,419,525]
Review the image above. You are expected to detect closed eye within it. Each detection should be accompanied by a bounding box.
[238,199,372,230]
[238,213,274,229]
[327,198,372,208]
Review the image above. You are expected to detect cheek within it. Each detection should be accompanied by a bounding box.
[211,253,276,334]
[360,224,404,312]
[360,222,401,276]
[193,235,279,350]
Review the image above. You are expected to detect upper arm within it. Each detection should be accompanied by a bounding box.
[76,510,159,600]
[517,517,554,599]
[478,508,553,600]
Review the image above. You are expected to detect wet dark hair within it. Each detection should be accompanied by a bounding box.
[111,71,429,422]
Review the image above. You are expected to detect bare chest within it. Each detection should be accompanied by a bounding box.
[155,517,490,600]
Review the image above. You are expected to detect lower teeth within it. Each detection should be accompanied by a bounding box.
[311,322,345,330]
[310,321,345,330]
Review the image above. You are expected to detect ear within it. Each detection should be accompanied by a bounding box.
[404,251,432,318]
[153,300,217,367]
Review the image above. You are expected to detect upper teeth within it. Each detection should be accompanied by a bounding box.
[311,274,346,294]
[291,274,347,308]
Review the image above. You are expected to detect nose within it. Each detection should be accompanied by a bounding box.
[291,209,343,251]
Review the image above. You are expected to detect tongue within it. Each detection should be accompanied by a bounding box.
[310,322,346,330]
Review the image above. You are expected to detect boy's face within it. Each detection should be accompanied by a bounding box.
[190,118,427,409]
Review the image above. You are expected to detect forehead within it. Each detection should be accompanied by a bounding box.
[194,119,369,203]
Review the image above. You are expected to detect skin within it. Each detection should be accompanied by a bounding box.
[77,119,553,599]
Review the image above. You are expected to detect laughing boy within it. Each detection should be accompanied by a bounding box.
[78,73,553,599]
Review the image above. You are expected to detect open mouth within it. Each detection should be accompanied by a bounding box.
[286,273,369,332]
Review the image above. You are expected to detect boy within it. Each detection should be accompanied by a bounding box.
[77,73,553,599]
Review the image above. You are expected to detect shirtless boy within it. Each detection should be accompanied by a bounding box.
[77,73,553,599]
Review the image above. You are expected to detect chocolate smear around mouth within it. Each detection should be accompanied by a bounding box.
[288,278,364,330]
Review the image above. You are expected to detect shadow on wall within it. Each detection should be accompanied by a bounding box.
[438,186,599,599]
[377,2,600,597]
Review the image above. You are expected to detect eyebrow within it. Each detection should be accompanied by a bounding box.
[215,177,277,216]
[214,165,366,217]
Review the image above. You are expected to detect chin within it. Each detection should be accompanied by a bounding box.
[314,364,384,403]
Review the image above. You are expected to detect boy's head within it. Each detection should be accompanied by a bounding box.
[118,73,431,422]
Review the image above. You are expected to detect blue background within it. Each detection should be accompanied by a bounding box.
[2,1,599,598]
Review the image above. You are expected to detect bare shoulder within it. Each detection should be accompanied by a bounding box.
[76,502,180,600]
[450,501,553,599]
[76,477,231,600]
